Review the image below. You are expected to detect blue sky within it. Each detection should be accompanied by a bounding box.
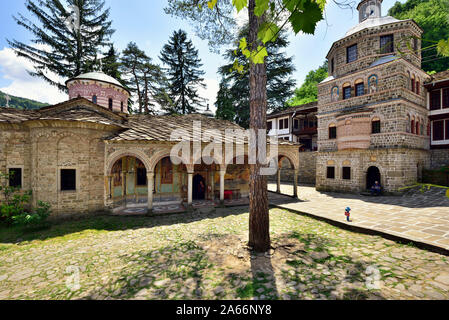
[0,0,405,109]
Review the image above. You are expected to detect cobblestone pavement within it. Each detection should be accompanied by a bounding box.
[0,207,448,300]
[268,183,449,251]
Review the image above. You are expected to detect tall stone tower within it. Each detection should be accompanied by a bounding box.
[316,0,430,193]
[66,71,130,114]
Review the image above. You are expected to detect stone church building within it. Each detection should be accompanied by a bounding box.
[315,0,448,193]
[0,72,299,217]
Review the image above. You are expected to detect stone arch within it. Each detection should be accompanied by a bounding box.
[270,152,299,171]
[148,148,190,173]
[363,163,386,190]
[106,149,152,175]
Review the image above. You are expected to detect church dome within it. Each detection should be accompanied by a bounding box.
[68,72,129,92]
[66,71,130,114]
[345,15,400,37]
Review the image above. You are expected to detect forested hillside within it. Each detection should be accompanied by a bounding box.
[0,91,49,110]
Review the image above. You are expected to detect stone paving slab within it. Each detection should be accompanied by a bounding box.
[268,183,449,251]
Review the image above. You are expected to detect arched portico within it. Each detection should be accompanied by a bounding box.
[270,153,299,198]
[105,149,153,212]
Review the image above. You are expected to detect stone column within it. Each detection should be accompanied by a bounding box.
[121,172,126,197]
[277,169,281,193]
[220,170,226,203]
[293,169,299,198]
[187,172,193,205]
[147,172,154,212]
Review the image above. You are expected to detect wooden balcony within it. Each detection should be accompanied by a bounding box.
[292,126,318,135]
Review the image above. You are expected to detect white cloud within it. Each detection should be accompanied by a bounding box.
[0,47,67,105]
[198,77,219,113]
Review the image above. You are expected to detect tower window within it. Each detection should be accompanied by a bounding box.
[331,58,335,74]
[121,101,124,112]
[347,44,358,63]
[8,168,22,188]
[343,86,352,100]
[372,119,381,134]
[329,125,337,139]
[380,35,394,54]
[327,167,335,179]
[92,95,97,104]
[108,98,113,110]
[342,167,351,180]
[61,169,76,191]
[355,82,364,96]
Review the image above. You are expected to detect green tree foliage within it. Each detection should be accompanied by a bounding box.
[215,78,235,122]
[102,45,123,82]
[288,61,328,106]
[120,42,166,114]
[8,0,114,92]
[217,26,296,128]
[159,30,206,115]
[0,91,49,110]
[388,0,449,72]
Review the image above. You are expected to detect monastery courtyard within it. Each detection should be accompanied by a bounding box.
[268,183,449,251]
[0,189,448,300]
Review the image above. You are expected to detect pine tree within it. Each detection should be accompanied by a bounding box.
[217,26,296,128]
[215,78,235,122]
[102,45,123,81]
[159,29,206,114]
[120,42,166,114]
[8,0,114,92]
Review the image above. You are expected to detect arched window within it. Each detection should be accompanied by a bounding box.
[329,123,337,140]
[121,101,124,113]
[406,115,411,133]
[108,98,113,110]
[411,75,415,93]
[92,95,97,104]
[343,83,351,100]
[420,120,424,136]
[355,79,364,97]
[372,117,381,134]
[411,117,415,134]
[416,79,420,95]
[416,120,419,135]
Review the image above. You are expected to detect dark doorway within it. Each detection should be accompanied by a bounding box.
[366,166,381,190]
[193,174,206,200]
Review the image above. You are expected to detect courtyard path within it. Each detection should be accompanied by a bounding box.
[268,183,449,251]
[0,207,448,300]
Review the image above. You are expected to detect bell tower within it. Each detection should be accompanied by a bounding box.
[357,0,382,22]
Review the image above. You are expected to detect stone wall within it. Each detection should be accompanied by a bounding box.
[0,125,32,201]
[30,123,115,217]
[430,149,449,169]
[316,148,430,193]
[327,20,422,79]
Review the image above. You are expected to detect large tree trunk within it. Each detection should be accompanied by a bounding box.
[248,0,270,253]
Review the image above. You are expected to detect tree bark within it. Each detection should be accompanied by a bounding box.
[248,0,270,252]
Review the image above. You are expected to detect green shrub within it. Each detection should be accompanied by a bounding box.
[11,201,51,226]
[0,171,51,227]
